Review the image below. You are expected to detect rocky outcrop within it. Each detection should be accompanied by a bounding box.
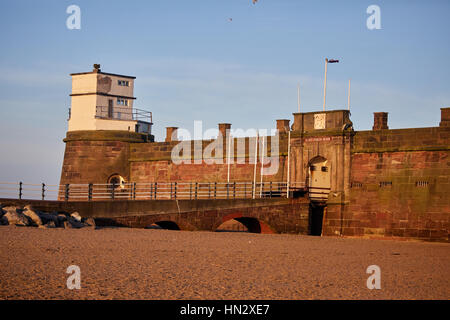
[2,206,31,226]
[0,204,96,229]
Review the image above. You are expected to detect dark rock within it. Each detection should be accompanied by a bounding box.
[38,212,59,226]
[83,217,96,228]
[45,221,57,228]
[70,212,82,222]
[68,217,84,229]
[23,205,43,226]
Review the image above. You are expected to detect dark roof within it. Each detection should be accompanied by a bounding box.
[70,71,136,79]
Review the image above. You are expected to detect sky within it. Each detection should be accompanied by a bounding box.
[0,0,449,185]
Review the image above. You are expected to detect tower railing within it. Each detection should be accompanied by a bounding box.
[95,106,152,124]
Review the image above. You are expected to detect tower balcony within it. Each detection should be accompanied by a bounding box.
[95,106,152,124]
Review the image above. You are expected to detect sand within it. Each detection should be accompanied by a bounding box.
[0,225,449,300]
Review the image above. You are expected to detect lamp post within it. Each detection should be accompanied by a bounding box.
[322,58,339,111]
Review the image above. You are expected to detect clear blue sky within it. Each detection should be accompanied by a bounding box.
[0,0,449,184]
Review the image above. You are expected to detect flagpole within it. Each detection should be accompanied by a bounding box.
[252,133,258,199]
[322,58,328,111]
[286,130,291,198]
[347,79,351,111]
[297,83,300,113]
[259,135,265,198]
[227,131,232,183]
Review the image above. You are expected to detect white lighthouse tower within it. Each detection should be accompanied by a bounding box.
[68,64,152,135]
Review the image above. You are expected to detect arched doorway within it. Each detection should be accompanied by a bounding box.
[308,156,331,202]
[146,221,180,230]
[215,215,274,234]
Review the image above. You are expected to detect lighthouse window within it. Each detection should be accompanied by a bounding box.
[117,98,128,106]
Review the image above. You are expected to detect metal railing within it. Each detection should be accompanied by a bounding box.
[0,182,60,201]
[95,106,152,124]
[0,181,307,202]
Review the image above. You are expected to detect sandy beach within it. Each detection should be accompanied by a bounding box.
[0,226,449,300]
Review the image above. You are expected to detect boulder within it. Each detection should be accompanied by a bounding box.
[63,217,84,229]
[45,220,56,228]
[83,217,96,228]
[23,205,43,226]
[68,217,84,229]
[56,214,68,227]
[2,207,31,226]
[38,212,59,226]
[70,212,82,222]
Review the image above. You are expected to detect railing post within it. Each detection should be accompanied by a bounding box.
[88,183,93,201]
[65,184,69,202]
[227,183,229,199]
[190,182,192,200]
[18,181,22,200]
[214,182,217,199]
[244,182,247,198]
[41,183,45,200]
[154,182,157,200]
[195,182,198,200]
[150,183,153,200]
[208,183,211,199]
[170,182,173,200]
[233,182,236,199]
[174,182,177,199]
[111,182,115,200]
[133,182,136,200]
[270,181,272,198]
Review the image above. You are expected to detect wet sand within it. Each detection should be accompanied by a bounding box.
[0,226,449,300]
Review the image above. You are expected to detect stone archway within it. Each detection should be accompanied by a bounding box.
[150,220,181,230]
[214,213,275,234]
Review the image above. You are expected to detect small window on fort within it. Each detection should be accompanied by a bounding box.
[321,166,328,172]
[379,181,392,188]
[117,98,128,106]
[310,166,317,171]
[118,80,129,86]
[415,181,429,187]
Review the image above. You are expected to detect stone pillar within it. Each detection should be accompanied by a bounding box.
[292,113,304,132]
[372,112,389,130]
[276,119,290,133]
[218,123,231,137]
[439,107,450,127]
[165,127,178,142]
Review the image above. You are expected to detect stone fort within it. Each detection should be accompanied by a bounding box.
[59,65,450,242]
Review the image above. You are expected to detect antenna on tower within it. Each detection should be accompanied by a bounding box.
[297,83,300,113]
[347,79,351,111]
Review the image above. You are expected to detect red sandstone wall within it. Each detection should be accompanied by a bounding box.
[60,140,130,186]
[129,136,288,183]
[325,150,450,241]
[130,159,287,183]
